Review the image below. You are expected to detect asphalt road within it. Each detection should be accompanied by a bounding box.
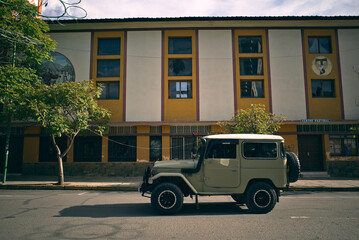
[0,190,358,240]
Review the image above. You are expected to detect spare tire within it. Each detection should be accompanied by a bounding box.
[286,152,301,183]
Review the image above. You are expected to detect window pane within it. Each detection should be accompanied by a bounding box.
[252,81,263,97]
[108,82,119,99]
[74,136,102,162]
[169,37,192,54]
[319,37,331,53]
[98,38,121,55]
[312,80,322,97]
[169,81,178,98]
[239,36,262,53]
[239,58,263,75]
[308,37,319,53]
[169,81,192,99]
[171,137,183,160]
[169,59,192,76]
[98,82,108,99]
[243,142,277,158]
[97,60,121,77]
[240,81,251,97]
[322,80,335,97]
[108,136,137,162]
[150,136,162,162]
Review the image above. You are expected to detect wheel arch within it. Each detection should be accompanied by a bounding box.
[152,173,197,196]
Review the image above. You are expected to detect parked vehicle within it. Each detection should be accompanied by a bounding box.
[140,134,300,214]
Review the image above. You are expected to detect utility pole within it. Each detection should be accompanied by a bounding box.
[2,41,16,184]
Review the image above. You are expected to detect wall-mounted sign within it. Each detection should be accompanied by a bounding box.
[41,52,75,85]
[311,56,333,76]
[300,119,331,123]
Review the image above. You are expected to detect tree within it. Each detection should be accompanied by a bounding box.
[1,0,56,182]
[25,80,110,185]
[218,104,285,134]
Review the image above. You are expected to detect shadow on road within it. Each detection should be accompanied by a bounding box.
[57,202,250,218]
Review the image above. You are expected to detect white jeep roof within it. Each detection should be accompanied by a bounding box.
[204,134,284,140]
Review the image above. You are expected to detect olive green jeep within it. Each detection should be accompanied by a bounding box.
[140,134,300,215]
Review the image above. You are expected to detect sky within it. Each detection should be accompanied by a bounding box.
[41,0,359,20]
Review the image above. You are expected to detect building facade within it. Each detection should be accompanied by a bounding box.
[1,16,359,176]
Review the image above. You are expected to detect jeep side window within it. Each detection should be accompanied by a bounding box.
[243,142,277,159]
[205,140,238,159]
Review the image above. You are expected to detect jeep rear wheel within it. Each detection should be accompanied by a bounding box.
[151,183,183,215]
[246,182,277,214]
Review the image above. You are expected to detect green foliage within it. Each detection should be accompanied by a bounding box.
[0,0,56,69]
[26,80,111,140]
[218,104,286,135]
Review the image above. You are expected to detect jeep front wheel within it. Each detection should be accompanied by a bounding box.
[246,182,277,214]
[151,183,184,215]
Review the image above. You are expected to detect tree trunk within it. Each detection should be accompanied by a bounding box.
[52,135,64,185]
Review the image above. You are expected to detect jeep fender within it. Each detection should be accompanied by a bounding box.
[151,173,198,194]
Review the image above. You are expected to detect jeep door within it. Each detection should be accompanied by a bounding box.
[203,139,240,188]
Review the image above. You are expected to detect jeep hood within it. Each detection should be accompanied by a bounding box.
[153,159,197,169]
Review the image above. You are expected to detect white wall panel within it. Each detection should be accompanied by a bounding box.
[199,30,234,121]
[126,31,162,121]
[269,30,306,120]
[49,32,91,82]
[338,29,359,120]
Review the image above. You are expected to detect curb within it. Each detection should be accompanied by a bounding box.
[0,184,139,191]
[1,184,359,192]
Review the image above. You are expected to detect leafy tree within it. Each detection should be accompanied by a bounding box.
[0,0,56,182]
[25,80,111,185]
[218,104,285,134]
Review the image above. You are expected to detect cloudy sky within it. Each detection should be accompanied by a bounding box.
[41,0,359,19]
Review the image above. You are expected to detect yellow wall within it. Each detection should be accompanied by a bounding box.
[92,31,125,122]
[164,30,197,121]
[137,126,150,162]
[101,137,108,163]
[234,29,270,112]
[162,125,170,160]
[23,127,40,163]
[303,29,342,120]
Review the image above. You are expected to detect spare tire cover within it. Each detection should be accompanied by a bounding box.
[286,152,301,183]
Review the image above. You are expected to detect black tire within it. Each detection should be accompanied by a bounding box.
[151,183,184,215]
[286,152,301,183]
[245,182,277,214]
[231,194,245,204]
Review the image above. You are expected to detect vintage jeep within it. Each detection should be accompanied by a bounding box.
[140,134,300,214]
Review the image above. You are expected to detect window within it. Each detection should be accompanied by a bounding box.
[97,81,119,99]
[240,80,264,98]
[169,37,192,54]
[308,37,332,54]
[238,36,262,53]
[40,52,75,85]
[206,140,238,159]
[39,136,67,162]
[240,58,263,76]
[168,59,192,76]
[243,142,278,159]
[108,136,137,162]
[169,81,192,99]
[97,59,121,78]
[150,136,162,162]
[312,80,335,97]
[74,136,102,162]
[330,135,358,156]
[98,38,121,55]
[171,136,197,160]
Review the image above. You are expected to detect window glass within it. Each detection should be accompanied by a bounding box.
[239,58,263,75]
[168,59,192,76]
[312,80,335,97]
[74,136,102,162]
[97,82,119,99]
[240,80,263,98]
[239,36,262,53]
[150,136,162,162]
[330,136,358,156]
[41,52,75,85]
[98,38,121,55]
[243,142,277,158]
[97,59,121,78]
[169,81,192,99]
[108,136,137,162]
[280,142,286,159]
[206,140,237,159]
[169,37,192,54]
[308,37,331,53]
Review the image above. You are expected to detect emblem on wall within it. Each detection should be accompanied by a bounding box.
[40,52,75,85]
[311,56,333,76]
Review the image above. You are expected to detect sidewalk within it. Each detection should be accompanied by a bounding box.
[1,173,359,192]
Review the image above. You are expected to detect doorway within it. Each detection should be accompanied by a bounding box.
[298,135,324,171]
